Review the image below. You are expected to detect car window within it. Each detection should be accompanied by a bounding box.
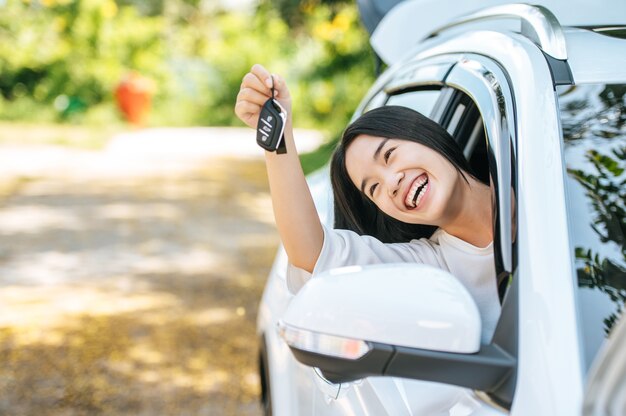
[440,90,489,184]
[559,83,626,373]
[385,88,441,119]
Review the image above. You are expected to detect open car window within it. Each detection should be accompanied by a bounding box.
[372,56,517,302]
[385,88,442,118]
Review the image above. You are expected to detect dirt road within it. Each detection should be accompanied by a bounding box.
[0,128,320,415]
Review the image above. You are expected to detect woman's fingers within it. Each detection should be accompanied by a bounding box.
[241,72,270,97]
[235,64,292,128]
[242,64,291,101]
[234,100,261,127]
[235,66,271,128]
[237,87,270,106]
[235,99,260,115]
[250,64,273,90]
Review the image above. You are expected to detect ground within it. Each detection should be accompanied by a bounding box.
[0,127,321,415]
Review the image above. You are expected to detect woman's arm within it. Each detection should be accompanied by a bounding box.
[235,64,323,272]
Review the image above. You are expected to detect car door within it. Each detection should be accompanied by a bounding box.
[307,53,518,415]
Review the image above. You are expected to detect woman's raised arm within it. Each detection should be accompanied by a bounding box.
[235,64,323,273]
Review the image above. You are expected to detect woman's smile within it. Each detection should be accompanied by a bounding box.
[404,172,429,209]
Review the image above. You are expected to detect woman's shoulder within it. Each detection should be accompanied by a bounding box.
[409,228,444,245]
[427,228,493,255]
[323,224,443,263]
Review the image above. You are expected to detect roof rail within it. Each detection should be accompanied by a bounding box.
[429,3,567,60]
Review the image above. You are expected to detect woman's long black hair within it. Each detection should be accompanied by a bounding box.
[330,105,477,243]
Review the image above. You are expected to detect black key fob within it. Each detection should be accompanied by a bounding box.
[256,79,287,154]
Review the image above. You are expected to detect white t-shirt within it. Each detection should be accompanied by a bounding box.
[287,225,501,343]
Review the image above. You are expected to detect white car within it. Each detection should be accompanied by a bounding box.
[257,1,626,414]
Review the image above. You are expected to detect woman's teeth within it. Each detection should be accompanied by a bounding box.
[405,174,428,208]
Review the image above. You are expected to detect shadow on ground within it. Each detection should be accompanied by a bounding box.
[0,156,278,415]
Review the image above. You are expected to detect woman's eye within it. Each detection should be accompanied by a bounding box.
[384,147,396,163]
[369,183,378,197]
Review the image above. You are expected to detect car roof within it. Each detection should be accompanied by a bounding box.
[565,28,626,84]
[370,0,626,65]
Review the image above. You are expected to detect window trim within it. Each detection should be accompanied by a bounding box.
[444,56,517,278]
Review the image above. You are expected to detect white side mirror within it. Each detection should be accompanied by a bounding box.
[278,263,514,390]
[280,263,481,356]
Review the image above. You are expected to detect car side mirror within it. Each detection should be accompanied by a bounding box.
[278,263,515,391]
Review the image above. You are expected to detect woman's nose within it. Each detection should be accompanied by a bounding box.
[386,171,404,197]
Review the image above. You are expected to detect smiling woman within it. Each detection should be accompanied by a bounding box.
[332,106,492,246]
[235,64,500,342]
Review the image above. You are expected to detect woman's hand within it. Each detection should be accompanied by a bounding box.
[233,65,322,273]
[235,64,292,129]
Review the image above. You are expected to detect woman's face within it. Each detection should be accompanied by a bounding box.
[344,134,466,226]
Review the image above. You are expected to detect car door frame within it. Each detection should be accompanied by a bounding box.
[345,28,586,413]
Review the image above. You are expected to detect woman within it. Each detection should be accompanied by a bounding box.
[235,64,500,342]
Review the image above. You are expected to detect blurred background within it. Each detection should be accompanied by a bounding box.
[0,0,376,414]
[0,0,375,158]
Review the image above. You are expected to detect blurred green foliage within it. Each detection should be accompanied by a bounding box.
[0,0,375,145]
[0,0,167,123]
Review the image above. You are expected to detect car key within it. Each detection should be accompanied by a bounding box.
[256,76,287,154]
